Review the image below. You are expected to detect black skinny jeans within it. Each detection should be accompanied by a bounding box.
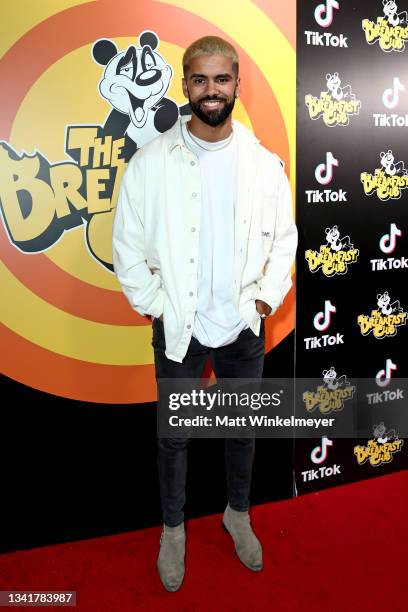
[153,317,265,527]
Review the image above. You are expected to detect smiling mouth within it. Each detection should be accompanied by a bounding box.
[128,92,146,122]
[200,99,226,110]
[129,92,145,111]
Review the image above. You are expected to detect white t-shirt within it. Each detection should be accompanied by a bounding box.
[181,122,248,347]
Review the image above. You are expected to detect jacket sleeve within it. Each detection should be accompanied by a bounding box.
[253,161,297,313]
[112,153,164,318]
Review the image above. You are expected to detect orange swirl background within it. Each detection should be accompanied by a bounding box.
[0,0,295,403]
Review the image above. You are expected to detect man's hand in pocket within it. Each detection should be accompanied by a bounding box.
[255,299,272,318]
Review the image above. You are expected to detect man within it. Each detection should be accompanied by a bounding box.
[113,36,297,592]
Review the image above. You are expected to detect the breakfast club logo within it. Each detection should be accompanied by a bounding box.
[354,423,403,466]
[357,291,407,338]
[305,226,359,276]
[303,367,355,414]
[305,72,361,126]
[362,1,408,52]
[361,150,408,201]
[0,31,186,272]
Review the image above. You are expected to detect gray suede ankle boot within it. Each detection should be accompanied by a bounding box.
[157,522,185,592]
[222,504,263,571]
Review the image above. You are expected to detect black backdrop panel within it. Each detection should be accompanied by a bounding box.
[295,0,408,494]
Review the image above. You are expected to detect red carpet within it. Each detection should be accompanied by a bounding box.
[1,471,407,611]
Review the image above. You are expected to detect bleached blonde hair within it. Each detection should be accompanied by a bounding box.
[183,36,239,77]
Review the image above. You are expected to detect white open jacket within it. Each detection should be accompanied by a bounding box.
[113,116,297,362]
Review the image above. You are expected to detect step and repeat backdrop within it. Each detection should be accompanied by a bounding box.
[0,1,407,551]
[295,0,408,494]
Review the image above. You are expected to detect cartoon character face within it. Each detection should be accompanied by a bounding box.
[377,291,390,310]
[373,422,386,438]
[383,1,397,18]
[380,150,394,169]
[323,367,337,384]
[93,31,172,129]
[326,72,341,92]
[325,225,340,244]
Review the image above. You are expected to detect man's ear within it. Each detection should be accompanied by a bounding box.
[182,78,189,99]
[235,76,241,98]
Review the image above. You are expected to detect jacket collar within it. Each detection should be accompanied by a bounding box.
[167,114,260,152]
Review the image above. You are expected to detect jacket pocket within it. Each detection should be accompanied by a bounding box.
[239,290,261,328]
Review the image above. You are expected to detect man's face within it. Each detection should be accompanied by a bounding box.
[182,54,240,127]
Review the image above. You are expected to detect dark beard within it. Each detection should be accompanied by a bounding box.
[189,95,236,127]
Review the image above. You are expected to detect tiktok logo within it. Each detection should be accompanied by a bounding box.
[314,0,340,27]
[376,358,397,388]
[380,223,402,254]
[382,77,405,110]
[313,300,336,331]
[311,436,334,464]
[304,301,343,349]
[315,152,339,185]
